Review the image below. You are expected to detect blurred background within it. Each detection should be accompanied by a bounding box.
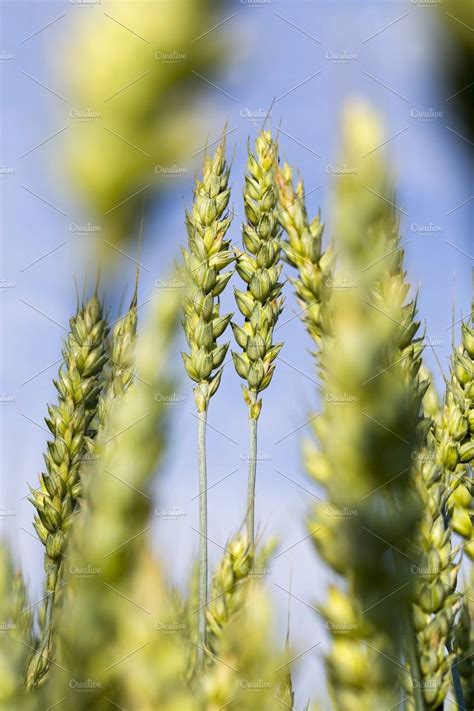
[1,0,472,705]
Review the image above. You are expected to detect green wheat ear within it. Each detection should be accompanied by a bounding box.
[182,133,234,414]
[27,293,108,689]
[436,315,474,556]
[232,129,284,421]
[42,285,185,708]
[276,161,334,351]
[205,533,253,661]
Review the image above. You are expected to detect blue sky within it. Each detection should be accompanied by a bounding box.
[1,1,472,706]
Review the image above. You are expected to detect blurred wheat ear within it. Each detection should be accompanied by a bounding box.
[0,543,35,709]
[26,294,109,689]
[304,101,430,711]
[40,281,186,709]
[63,0,232,260]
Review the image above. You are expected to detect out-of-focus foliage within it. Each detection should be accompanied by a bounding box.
[438,0,474,143]
[64,0,230,257]
[0,544,34,709]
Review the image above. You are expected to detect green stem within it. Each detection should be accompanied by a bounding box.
[447,640,466,711]
[27,562,59,688]
[197,408,208,667]
[403,608,424,711]
[246,415,258,550]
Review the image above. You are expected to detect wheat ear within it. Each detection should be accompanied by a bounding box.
[205,534,252,661]
[26,294,108,688]
[400,371,464,710]
[276,161,334,351]
[182,134,234,664]
[436,315,473,557]
[200,582,284,711]
[42,284,183,708]
[232,129,283,550]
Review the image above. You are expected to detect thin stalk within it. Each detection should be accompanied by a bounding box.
[447,640,466,711]
[197,408,208,667]
[29,563,59,687]
[403,609,424,711]
[246,415,258,550]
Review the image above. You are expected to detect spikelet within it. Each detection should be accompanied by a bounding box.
[96,288,138,434]
[27,294,108,688]
[232,129,283,422]
[182,135,234,413]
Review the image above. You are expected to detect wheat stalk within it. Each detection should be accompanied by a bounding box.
[231,129,283,550]
[26,294,108,688]
[182,134,234,664]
